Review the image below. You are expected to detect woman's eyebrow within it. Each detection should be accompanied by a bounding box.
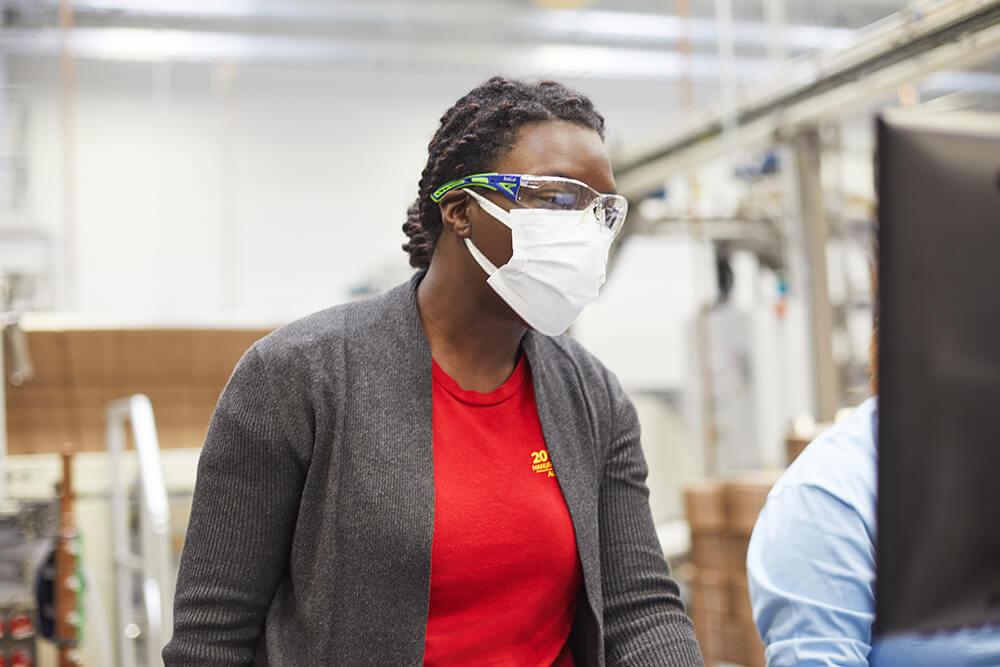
[531,170,574,179]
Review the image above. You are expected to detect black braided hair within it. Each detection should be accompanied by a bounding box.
[402,76,606,268]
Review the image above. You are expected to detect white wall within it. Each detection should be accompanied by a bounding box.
[573,235,719,520]
[10,57,721,524]
[11,59,694,321]
[10,56,744,560]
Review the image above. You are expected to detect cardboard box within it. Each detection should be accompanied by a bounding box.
[722,619,765,667]
[724,473,781,535]
[683,475,778,667]
[730,572,755,626]
[692,587,765,667]
[64,329,115,388]
[690,531,728,571]
[17,331,69,387]
[684,475,780,538]
[691,606,725,666]
[690,568,732,617]
[683,480,726,532]
[6,328,269,454]
[724,534,752,571]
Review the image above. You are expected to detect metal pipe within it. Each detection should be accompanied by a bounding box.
[714,0,738,138]
[764,0,789,63]
[0,279,30,505]
[0,24,10,215]
[106,394,174,667]
[58,0,78,309]
[792,128,839,421]
[675,0,695,111]
[1,16,13,506]
[213,64,238,314]
[106,397,134,667]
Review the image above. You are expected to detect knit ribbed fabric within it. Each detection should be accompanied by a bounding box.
[163,273,704,666]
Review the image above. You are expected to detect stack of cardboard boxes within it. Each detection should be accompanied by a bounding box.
[684,474,780,667]
[7,328,269,454]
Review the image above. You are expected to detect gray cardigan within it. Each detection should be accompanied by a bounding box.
[164,275,703,666]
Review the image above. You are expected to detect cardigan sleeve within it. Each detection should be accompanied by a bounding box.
[163,345,310,666]
[599,380,705,667]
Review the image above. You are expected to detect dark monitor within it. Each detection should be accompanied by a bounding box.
[876,109,1000,637]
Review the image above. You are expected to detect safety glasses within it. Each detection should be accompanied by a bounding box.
[430,172,628,236]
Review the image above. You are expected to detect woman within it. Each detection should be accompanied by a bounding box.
[746,270,1000,666]
[164,77,703,666]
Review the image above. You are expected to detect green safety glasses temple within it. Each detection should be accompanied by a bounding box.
[430,173,522,203]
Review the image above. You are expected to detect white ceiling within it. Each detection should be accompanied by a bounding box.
[2,0,997,103]
[0,0,911,75]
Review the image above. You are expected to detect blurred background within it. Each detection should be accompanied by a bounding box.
[0,1,998,665]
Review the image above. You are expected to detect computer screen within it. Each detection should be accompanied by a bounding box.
[876,109,1000,636]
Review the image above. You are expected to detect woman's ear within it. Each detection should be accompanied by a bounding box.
[439,192,473,239]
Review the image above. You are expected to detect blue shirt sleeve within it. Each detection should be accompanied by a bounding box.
[747,399,881,666]
[747,485,875,667]
[747,482,876,666]
[746,398,1000,667]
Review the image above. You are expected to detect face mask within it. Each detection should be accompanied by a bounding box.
[464,189,614,337]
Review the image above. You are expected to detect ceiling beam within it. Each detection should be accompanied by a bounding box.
[613,0,1000,199]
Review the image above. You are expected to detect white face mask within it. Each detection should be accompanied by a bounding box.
[464,189,614,336]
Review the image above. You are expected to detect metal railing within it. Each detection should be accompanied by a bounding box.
[106,394,174,667]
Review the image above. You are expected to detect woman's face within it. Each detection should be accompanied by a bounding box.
[458,119,617,271]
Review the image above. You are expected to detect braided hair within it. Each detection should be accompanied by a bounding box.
[402,77,606,268]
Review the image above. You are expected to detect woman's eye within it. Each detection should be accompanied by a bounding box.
[538,191,575,207]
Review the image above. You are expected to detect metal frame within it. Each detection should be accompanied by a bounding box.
[611,0,1000,422]
[615,0,1000,199]
[106,394,174,667]
[791,128,840,421]
[0,307,33,505]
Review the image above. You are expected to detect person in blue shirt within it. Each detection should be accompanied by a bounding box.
[746,383,1000,665]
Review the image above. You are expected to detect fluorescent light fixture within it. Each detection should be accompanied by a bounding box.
[45,0,856,53]
[0,27,775,81]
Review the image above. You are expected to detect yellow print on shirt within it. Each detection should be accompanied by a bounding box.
[531,450,556,478]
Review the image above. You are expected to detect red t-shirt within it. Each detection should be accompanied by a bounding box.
[423,356,583,667]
